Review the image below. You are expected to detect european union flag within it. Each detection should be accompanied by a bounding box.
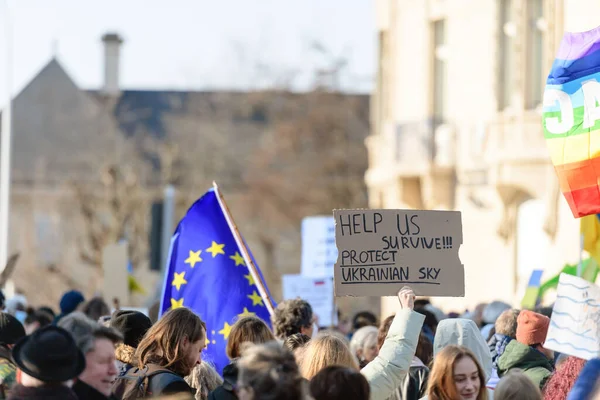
[160,187,275,375]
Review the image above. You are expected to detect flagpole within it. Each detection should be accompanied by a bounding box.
[213,181,275,315]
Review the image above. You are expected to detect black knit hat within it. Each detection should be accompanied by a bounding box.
[0,313,25,345]
[110,310,152,348]
[12,325,85,382]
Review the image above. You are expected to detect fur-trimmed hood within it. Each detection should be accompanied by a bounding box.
[115,343,136,365]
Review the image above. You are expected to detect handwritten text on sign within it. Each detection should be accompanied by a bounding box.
[333,209,464,297]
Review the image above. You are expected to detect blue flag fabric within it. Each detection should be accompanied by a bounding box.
[160,188,274,375]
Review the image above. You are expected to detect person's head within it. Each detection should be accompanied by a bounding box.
[185,362,224,400]
[81,297,110,322]
[495,309,520,338]
[377,315,394,350]
[136,307,206,377]
[110,309,153,349]
[352,311,378,331]
[282,333,311,353]
[336,310,351,335]
[494,370,542,400]
[427,345,488,400]
[226,316,275,360]
[237,341,304,400]
[482,301,511,326]
[37,306,56,319]
[5,295,27,317]
[377,314,432,364]
[58,312,123,396]
[433,319,493,381]
[309,365,370,400]
[23,309,53,335]
[542,356,586,399]
[12,325,85,386]
[417,332,434,365]
[414,298,431,309]
[271,299,314,339]
[516,310,552,359]
[300,332,358,380]
[349,326,379,368]
[472,304,488,328]
[0,312,25,348]
[416,308,439,335]
[59,290,85,315]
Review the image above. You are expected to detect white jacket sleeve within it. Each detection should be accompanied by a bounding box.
[361,309,425,400]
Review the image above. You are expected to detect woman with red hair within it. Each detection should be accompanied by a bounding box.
[543,356,586,400]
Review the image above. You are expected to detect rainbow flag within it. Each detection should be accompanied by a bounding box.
[543,27,600,218]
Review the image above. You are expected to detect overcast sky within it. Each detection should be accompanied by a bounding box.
[0,0,376,104]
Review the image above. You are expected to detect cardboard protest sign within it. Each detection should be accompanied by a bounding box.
[544,273,600,360]
[301,216,337,278]
[333,209,463,297]
[543,27,600,217]
[282,275,336,326]
[102,242,130,305]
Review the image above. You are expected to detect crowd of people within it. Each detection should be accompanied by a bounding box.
[0,287,597,399]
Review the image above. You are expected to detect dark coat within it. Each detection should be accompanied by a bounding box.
[208,361,238,400]
[388,362,429,400]
[73,380,117,400]
[8,384,78,400]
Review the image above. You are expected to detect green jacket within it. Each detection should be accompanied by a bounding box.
[496,340,554,390]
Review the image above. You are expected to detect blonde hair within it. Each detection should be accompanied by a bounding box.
[300,332,359,380]
[495,370,542,400]
[238,341,304,400]
[135,308,206,377]
[185,362,223,400]
[226,316,275,359]
[427,345,488,400]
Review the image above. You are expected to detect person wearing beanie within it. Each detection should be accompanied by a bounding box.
[8,325,84,400]
[53,290,85,325]
[0,313,26,399]
[109,310,152,375]
[496,310,554,390]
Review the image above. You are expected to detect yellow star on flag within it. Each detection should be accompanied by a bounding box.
[170,298,184,309]
[230,252,245,266]
[206,241,226,258]
[185,250,202,268]
[238,307,256,318]
[219,322,232,339]
[171,272,187,291]
[205,337,210,347]
[244,273,255,286]
[248,291,264,307]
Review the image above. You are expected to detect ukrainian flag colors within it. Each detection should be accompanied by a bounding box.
[543,26,600,218]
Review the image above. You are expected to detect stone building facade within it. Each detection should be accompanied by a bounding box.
[368,0,600,315]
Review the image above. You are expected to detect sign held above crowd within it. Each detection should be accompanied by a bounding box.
[333,209,464,297]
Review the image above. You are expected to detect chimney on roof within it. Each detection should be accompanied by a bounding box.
[101,32,123,96]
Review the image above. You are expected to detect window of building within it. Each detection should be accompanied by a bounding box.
[525,0,545,109]
[432,19,447,125]
[498,0,515,110]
